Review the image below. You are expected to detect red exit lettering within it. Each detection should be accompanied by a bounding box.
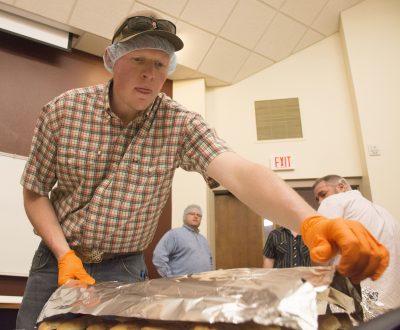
[273,155,293,169]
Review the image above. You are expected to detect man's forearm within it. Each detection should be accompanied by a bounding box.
[263,257,274,268]
[23,187,70,259]
[207,152,317,232]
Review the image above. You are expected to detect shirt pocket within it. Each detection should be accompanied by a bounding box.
[127,147,177,184]
[128,161,176,191]
[57,147,100,184]
[276,241,289,256]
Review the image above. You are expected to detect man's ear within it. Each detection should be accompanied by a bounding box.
[336,182,347,193]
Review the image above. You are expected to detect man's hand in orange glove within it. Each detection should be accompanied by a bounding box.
[58,250,96,286]
[301,215,389,283]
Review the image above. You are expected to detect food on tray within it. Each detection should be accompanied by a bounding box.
[38,320,61,330]
[38,315,292,329]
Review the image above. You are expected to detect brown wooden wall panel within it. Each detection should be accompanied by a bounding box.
[214,192,264,269]
[0,275,27,296]
[0,31,112,156]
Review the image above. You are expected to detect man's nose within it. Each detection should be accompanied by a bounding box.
[141,62,155,78]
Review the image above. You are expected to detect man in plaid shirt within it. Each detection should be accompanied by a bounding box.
[17,9,388,330]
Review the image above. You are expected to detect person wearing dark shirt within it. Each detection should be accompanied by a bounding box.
[263,227,310,268]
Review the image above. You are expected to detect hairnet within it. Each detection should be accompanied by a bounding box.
[103,34,177,75]
[183,204,203,221]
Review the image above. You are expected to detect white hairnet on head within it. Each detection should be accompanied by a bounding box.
[183,204,202,221]
[103,34,177,75]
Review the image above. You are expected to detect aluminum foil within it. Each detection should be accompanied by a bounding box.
[361,286,391,321]
[37,267,335,330]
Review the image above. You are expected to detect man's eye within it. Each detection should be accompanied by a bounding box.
[132,57,144,63]
[155,61,165,69]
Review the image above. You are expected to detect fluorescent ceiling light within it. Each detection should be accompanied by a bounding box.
[0,10,71,50]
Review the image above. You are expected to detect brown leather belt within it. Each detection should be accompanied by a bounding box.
[75,248,143,264]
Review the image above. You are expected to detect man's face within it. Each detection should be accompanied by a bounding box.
[313,181,339,204]
[184,209,202,228]
[112,48,170,112]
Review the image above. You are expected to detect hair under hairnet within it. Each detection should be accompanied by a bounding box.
[103,34,177,75]
[183,204,203,221]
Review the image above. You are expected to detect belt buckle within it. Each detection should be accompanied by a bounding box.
[79,250,104,263]
[87,250,103,263]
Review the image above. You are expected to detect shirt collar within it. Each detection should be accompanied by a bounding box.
[104,80,112,113]
[282,227,298,237]
[183,224,199,233]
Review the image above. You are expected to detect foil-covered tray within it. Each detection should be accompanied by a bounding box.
[37,267,336,330]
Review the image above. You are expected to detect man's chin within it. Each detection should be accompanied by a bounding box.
[134,97,155,111]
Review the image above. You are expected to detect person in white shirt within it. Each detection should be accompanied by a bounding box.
[313,174,400,310]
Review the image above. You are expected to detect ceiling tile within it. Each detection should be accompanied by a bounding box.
[175,21,215,69]
[14,0,75,23]
[130,3,176,23]
[259,0,285,9]
[73,32,110,57]
[280,0,329,26]
[69,0,134,39]
[136,0,187,17]
[0,0,368,86]
[170,64,229,87]
[220,0,275,49]
[293,28,325,53]
[233,53,274,83]
[199,37,249,83]
[312,0,364,36]
[203,75,229,87]
[255,13,307,61]
[180,0,237,34]
[169,64,204,81]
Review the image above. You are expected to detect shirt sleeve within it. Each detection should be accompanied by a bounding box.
[317,196,345,218]
[202,235,213,270]
[263,231,277,259]
[21,101,60,195]
[152,231,175,277]
[179,113,232,188]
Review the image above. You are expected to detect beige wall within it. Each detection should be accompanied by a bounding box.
[172,0,400,236]
[205,33,362,180]
[171,79,210,237]
[341,0,400,217]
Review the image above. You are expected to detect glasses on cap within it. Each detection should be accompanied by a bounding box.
[113,16,177,44]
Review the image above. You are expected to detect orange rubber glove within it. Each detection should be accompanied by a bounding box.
[301,215,389,284]
[58,250,96,286]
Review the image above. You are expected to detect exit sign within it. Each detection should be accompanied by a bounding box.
[270,154,294,171]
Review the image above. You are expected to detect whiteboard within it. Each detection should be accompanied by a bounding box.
[0,152,41,276]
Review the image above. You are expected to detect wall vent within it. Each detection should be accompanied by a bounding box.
[254,98,303,141]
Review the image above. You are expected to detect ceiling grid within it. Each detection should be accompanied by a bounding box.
[0,0,365,86]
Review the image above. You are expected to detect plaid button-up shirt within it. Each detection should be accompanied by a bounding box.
[21,81,230,253]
